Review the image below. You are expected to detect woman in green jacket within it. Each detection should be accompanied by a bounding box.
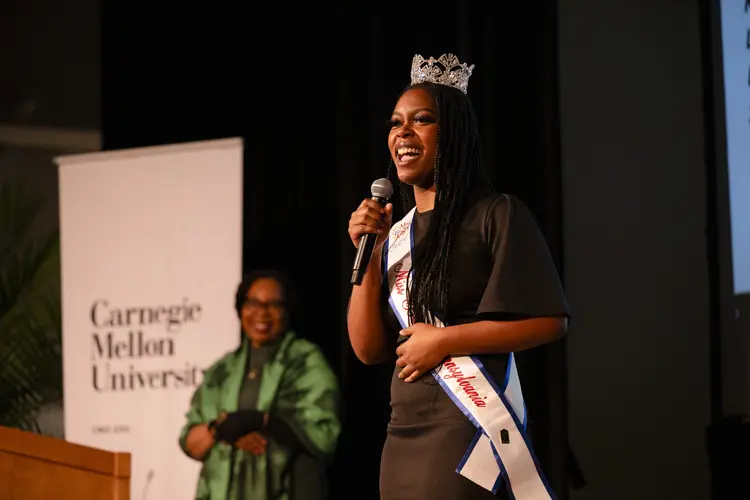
[179,270,341,500]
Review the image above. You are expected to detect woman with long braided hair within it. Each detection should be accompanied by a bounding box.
[347,54,570,499]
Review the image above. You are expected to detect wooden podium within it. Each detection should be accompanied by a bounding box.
[0,426,131,499]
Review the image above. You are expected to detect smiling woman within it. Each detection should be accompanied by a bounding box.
[237,272,293,348]
[346,54,570,500]
[388,89,438,189]
[178,270,341,500]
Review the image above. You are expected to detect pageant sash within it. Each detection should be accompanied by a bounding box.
[383,208,555,500]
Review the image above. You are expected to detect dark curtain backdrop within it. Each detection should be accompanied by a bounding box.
[102,2,568,498]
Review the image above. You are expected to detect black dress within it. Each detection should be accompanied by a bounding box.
[378,190,570,500]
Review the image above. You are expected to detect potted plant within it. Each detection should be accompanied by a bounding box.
[0,181,62,433]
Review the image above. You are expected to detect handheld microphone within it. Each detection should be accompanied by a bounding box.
[351,178,394,285]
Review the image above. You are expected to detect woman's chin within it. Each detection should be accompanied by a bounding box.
[396,167,424,186]
[247,330,278,346]
[397,169,432,189]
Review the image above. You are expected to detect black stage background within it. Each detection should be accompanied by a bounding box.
[102,2,569,498]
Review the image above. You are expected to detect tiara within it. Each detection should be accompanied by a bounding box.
[410,53,475,94]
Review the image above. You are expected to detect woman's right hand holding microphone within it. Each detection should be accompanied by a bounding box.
[347,198,393,252]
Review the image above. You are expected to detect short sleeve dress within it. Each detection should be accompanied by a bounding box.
[378,189,570,500]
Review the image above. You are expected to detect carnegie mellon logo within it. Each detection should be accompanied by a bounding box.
[89,298,204,392]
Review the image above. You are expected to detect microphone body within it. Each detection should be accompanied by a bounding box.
[351,178,393,285]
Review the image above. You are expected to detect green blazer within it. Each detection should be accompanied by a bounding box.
[178,330,341,500]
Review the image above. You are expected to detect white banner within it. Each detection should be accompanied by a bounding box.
[57,138,243,500]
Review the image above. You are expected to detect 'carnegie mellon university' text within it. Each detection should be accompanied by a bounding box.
[90,299,203,392]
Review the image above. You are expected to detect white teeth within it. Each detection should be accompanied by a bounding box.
[397,147,421,155]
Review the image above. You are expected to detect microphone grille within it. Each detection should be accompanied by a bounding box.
[371,178,394,200]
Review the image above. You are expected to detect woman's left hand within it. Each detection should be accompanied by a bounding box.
[235,432,267,455]
[395,323,447,382]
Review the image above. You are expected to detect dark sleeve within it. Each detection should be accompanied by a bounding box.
[218,410,309,452]
[477,194,570,318]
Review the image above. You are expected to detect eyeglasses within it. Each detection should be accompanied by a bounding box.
[243,298,285,313]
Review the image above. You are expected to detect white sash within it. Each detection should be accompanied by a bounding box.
[383,207,555,499]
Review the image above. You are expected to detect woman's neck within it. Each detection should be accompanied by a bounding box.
[413,185,436,213]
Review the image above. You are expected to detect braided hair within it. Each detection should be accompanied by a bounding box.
[388,82,491,324]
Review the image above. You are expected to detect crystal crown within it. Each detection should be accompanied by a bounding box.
[410,53,475,94]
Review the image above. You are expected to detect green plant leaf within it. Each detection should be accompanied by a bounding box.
[0,181,61,433]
